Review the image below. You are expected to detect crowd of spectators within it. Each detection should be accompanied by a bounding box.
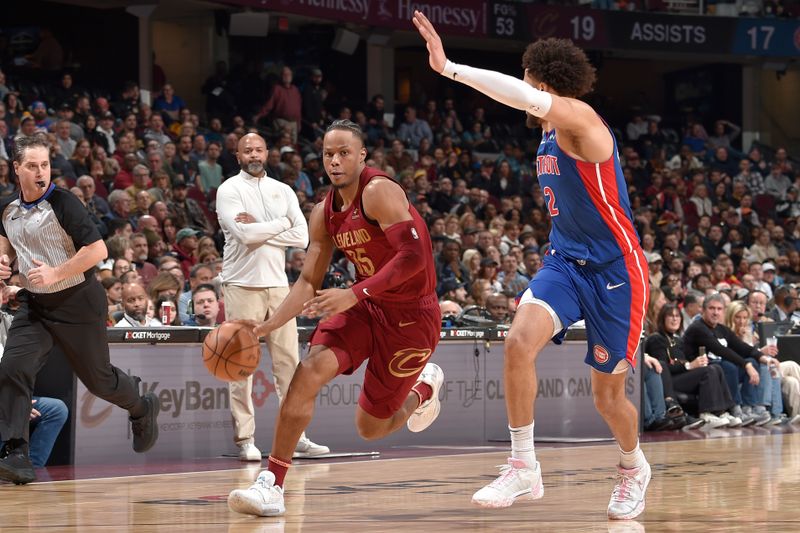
[0,60,799,363]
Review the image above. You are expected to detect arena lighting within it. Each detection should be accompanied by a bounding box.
[229,12,270,37]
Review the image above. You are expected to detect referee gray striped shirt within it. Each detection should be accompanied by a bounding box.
[0,184,102,293]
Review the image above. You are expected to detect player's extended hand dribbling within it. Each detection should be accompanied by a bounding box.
[412,10,447,73]
[303,288,358,320]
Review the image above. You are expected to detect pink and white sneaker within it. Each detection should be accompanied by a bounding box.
[607,462,651,520]
[471,458,544,508]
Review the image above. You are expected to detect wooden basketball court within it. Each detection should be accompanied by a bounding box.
[2,431,799,532]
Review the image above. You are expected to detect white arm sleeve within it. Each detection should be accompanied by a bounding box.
[441,60,553,117]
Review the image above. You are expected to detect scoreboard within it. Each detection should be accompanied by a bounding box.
[489,2,800,58]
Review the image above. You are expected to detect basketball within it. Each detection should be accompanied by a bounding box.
[202,322,261,382]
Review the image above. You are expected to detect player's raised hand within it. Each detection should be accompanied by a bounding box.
[303,288,357,320]
[412,10,447,73]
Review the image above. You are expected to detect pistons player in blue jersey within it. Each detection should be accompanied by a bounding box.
[415,12,651,520]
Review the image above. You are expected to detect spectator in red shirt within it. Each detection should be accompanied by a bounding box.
[253,66,302,143]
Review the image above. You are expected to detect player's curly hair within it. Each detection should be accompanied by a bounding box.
[521,38,596,98]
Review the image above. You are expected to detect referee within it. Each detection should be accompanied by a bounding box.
[0,134,160,485]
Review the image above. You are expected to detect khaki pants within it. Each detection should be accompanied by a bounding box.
[224,284,298,446]
[780,360,800,416]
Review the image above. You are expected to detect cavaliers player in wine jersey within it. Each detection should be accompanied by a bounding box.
[227,120,444,517]
[415,11,651,521]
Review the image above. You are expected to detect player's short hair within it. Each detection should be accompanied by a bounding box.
[325,119,366,147]
[521,38,596,98]
[13,132,50,164]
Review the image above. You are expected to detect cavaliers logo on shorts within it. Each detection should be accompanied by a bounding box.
[593,344,610,365]
[388,348,433,378]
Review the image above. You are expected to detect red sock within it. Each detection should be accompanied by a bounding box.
[267,455,292,487]
[411,382,433,407]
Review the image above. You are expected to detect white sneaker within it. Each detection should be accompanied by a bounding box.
[294,435,330,457]
[607,462,651,520]
[720,412,743,428]
[237,442,262,462]
[228,470,285,516]
[471,458,544,508]
[699,412,730,429]
[789,414,800,425]
[407,363,444,433]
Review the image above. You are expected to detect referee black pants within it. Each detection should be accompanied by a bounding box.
[0,278,142,442]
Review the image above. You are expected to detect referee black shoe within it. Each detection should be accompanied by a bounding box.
[130,392,160,453]
[0,442,36,485]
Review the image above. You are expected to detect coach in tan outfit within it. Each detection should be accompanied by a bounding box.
[216,133,329,461]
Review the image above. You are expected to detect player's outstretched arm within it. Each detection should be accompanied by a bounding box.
[253,203,333,338]
[412,10,607,157]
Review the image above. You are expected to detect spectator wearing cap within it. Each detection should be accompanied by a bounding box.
[477,257,502,293]
[29,101,53,131]
[303,152,327,189]
[747,261,774,299]
[762,261,782,290]
[647,252,664,287]
[172,227,200,280]
[279,145,296,166]
[461,226,479,250]
[167,179,213,236]
[253,66,302,144]
[16,112,37,138]
[438,278,467,306]
[96,111,116,155]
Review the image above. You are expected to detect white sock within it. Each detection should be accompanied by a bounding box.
[509,422,536,468]
[619,440,646,470]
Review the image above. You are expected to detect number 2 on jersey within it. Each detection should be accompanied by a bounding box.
[543,186,559,216]
[344,247,375,277]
